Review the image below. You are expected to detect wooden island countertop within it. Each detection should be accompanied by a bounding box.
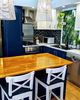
[0,53,72,78]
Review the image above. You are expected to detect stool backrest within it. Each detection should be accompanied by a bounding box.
[6,71,35,97]
[46,65,67,84]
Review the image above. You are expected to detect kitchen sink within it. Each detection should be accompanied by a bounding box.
[67,49,80,53]
[50,44,71,50]
[67,49,80,59]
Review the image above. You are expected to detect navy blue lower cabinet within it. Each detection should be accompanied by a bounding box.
[57,50,66,59]
[39,46,46,53]
[45,47,51,53]
[48,48,66,59]
[39,46,49,53]
[41,46,66,59]
[39,46,66,59]
[52,49,58,56]
[53,49,66,59]
[43,46,50,53]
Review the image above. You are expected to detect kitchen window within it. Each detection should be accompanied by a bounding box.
[57,9,80,49]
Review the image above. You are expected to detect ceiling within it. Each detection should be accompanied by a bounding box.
[14,0,80,9]
[52,0,80,8]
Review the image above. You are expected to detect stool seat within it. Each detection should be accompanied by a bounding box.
[36,74,64,86]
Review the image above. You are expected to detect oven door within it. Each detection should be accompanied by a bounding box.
[67,57,80,87]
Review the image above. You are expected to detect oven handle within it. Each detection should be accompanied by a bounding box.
[71,56,79,62]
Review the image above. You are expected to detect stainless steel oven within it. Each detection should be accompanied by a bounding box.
[67,53,80,87]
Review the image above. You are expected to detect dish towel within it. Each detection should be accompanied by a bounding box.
[0,0,16,20]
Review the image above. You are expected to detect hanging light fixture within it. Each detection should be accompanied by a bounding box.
[0,0,16,20]
[36,0,52,29]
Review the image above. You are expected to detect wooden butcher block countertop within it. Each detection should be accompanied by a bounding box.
[0,53,72,78]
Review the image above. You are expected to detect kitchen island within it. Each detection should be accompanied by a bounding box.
[0,53,72,78]
[0,53,72,100]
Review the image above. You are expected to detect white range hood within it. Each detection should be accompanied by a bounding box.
[36,0,52,29]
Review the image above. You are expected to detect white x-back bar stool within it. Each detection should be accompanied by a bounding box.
[35,65,67,100]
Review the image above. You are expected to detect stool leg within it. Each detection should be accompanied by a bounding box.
[35,78,38,100]
[1,90,4,100]
[49,91,51,100]
[29,92,32,100]
[29,95,32,100]
[46,88,50,100]
[60,86,64,100]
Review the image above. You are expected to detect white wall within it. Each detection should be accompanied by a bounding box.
[51,9,57,29]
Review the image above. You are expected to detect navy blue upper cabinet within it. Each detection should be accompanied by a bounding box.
[2,6,25,57]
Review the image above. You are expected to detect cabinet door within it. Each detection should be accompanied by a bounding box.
[39,46,66,59]
[2,6,25,57]
[57,50,66,59]
[53,49,58,56]
[40,46,49,53]
[50,48,66,59]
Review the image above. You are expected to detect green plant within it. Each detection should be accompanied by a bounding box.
[73,32,79,46]
[57,10,79,49]
[57,12,65,29]
[61,10,76,48]
[77,39,80,45]
[76,37,80,49]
